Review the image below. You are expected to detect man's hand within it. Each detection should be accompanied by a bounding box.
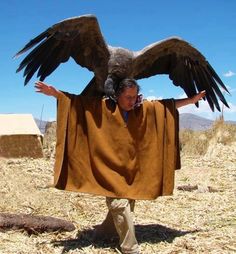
[34,81,60,98]
[191,90,206,104]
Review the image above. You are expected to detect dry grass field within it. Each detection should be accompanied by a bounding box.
[0,120,235,253]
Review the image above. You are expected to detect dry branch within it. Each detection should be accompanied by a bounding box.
[177,184,198,191]
[0,213,75,234]
[177,184,219,193]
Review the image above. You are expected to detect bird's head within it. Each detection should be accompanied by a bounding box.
[104,47,133,98]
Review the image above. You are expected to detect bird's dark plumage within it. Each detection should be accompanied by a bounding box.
[15,14,229,111]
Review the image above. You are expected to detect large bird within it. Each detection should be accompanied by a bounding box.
[15,14,229,111]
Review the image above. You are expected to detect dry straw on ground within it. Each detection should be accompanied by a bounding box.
[0,120,235,253]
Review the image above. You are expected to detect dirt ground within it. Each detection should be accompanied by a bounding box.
[0,135,235,253]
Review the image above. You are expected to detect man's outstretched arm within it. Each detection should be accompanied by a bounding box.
[175,90,206,109]
[34,81,62,99]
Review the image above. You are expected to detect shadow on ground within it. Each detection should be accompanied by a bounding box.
[52,223,199,253]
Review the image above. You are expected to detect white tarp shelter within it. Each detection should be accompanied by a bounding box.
[0,114,44,158]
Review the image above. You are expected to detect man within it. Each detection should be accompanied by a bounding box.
[35,79,205,254]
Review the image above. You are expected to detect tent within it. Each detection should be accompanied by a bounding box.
[0,114,44,158]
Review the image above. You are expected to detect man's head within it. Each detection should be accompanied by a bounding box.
[116,79,140,111]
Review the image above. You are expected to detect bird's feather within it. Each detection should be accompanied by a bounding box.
[15,15,229,111]
[15,15,109,91]
[132,37,229,111]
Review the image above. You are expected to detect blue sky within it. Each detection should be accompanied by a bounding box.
[1,0,236,121]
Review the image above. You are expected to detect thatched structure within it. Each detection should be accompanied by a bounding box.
[0,114,43,158]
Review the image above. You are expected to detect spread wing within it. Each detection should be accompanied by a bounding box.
[14,14,110,89]
[132,37,229,111]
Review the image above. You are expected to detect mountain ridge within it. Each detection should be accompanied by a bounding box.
[180,113,236,130]
[35,113,236,133]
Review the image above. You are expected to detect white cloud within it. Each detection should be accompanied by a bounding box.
[224,102,236,113]
[178,99,210,114]
[178,99,236,121]
[179,101,222,120]
[223,70,236,77]
[146,95,162,101]
[145,92,236,121]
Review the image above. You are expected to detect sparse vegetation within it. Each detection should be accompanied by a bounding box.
[180,118,236,155]
[0,119,235,253]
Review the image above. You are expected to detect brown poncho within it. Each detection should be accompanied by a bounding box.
[53,92,180,200]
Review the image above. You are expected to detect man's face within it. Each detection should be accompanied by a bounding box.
[117,86,138,111]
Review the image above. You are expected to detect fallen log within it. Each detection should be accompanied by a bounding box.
[177,184,219,193]
[0,213,75,234]
[177,184,198,192]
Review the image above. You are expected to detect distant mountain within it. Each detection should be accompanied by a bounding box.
[35,114,236,133]
[180,113,236,130]
[34,118,48,134]
[180,113,213,130]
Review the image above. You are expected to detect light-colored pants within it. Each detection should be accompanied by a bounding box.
[106,197,139,254]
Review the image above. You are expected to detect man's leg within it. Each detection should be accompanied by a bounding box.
[106,197,139,254]
[93,199,136,241]
[93,210,118,240]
